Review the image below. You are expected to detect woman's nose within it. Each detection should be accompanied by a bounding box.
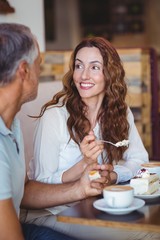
[81,67,90,80]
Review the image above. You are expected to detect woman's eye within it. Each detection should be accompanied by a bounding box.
[92,65,100,70]
[75,63,83,69]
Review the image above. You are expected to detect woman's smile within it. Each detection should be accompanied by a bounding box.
[80,82,95,90]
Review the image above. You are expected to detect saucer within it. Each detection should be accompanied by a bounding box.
[135,188,160,199]
[93,198,145,215]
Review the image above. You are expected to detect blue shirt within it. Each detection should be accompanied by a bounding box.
[0,117,25,217]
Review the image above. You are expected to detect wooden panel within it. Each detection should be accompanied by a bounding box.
[117,48,152,156]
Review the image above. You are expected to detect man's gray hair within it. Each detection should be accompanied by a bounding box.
[0,23,38,86]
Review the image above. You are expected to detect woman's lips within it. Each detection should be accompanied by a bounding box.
[80,82,95,89]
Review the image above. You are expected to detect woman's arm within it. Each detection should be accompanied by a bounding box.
[30,108,65,183]
[62,132,104,182]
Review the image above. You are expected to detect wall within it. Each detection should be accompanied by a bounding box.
[108,0,160,55]
[0,0,45,51]
[46,0,81,50]
[45,0,160,56]
[146,0,160,54]
[17,81,63,167]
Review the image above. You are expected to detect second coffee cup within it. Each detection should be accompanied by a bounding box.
[141,162,160,178]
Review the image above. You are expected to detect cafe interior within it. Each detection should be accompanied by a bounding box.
[1,0,160,239]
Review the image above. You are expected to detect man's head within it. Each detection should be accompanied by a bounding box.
[0,23,41,103]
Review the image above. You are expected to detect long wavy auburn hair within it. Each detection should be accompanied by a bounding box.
[39,37,129,164]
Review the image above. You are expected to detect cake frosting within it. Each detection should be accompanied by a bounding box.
[115,139,129,147]
[130,168,159,195]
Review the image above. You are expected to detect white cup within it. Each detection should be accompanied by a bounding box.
[103,185,134,208]
[141,162,160,178]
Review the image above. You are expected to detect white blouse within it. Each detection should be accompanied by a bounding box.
[28,105,149,184]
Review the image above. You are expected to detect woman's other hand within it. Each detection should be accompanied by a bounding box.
[99,164,117,186]
[80,131,104,165]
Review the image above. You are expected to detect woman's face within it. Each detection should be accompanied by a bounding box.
[73,46,105,102]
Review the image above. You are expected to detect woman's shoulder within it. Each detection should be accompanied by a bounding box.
[35,104,69,134]
[127,107,134,122]
[41,104,69,124]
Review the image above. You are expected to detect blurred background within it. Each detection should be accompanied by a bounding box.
[44,0,160,54]
[1,0,160,162]
[0,0,159,55]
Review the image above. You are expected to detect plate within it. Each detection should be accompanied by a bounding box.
[134,188,160,199]
[93,198,145,215]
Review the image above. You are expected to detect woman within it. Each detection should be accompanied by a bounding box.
[29,37,148,185]
[25,37,150,240]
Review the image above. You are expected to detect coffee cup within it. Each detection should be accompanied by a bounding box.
[141,162,160,178]
[103,185,134,208]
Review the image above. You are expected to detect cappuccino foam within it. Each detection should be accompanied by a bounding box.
[104,185,133,192]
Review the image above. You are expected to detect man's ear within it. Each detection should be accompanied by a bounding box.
[18,61,29,81]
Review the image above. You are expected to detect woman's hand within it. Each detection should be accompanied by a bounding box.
[99,165,118,187]
[80,131,104,165]
[62,131,103,183]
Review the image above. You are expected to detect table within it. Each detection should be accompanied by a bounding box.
[57,195,160,233]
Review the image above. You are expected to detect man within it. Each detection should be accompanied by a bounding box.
[0,23,113,240]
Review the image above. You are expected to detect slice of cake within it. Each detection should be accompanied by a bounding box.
[130,168,159,195]
[89,170,101,181]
